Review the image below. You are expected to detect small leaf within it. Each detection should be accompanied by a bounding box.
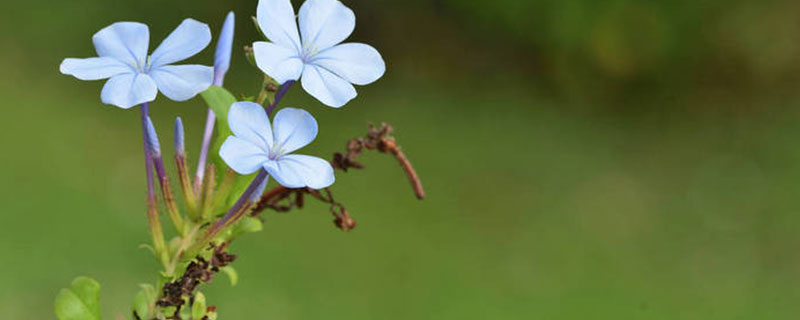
[192,292,207,320]
[231,216,264,238]
[138,244,155,256]
[132,284,156,319]
[179,297,192,320]
[161,306,178,319]
[54,276,101,320]
[219,265,239,286]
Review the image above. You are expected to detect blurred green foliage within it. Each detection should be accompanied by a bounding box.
[1,0,800,319]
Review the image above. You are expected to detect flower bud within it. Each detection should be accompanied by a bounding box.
[174,117,185,156]
[214,12,235,86]
[145,116,161,157]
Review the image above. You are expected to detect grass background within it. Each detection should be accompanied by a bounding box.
[2,0,800,319]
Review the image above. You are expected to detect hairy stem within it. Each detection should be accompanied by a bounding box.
[176,154,198,220]
[141,103,167,264]
[152,153,186,236]
[199,164,218,220]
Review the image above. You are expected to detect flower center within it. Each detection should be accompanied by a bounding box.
[267,142,285,160]
[300,41,319,63]
[130,56,151,73]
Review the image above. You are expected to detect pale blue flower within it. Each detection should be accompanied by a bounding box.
[60,19,214,109]
[219,102,335,189]
[253,0,386,108]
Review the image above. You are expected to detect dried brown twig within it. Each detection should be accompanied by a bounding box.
[154,243,235,319]
[250,122,424,231]
[332,123,425,199]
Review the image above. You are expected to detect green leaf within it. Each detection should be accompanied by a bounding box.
[179,297,192,320]
[192,292,207,320]
[132,284,156,319]
[219,265,239,286]
[54,276,101,320]
[231,216,264,238]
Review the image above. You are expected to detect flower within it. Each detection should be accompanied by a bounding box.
[60,19,214,109]
[253,0,386,108]
[219,102,335,189]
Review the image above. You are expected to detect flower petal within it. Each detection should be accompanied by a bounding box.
[149,64,213,101]
[256,0,301,51]
[272,107,318,155]
[92,22,149,68]
[298,0,355,51]
[214,11,236,85]
[59,57,132,80]
[313,43,385,85]
[253,41,303,84]
[100,73,157,109]
[228,101,274,151]
[220,136,270,175]
[300,64,356,108]
[263,154,334,189]
[149,19,212,68]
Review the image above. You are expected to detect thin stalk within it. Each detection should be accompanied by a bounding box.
[152,154,186,236]
[140,103,167,264]
[196,170,268,249]
[174,118,198,219]
[193,108,217,194]
[265,80,294,116]
[176,155,198,219]
[146,117,186,236]
[165,223,201,276]
[210,168,237,215]
[199,164,217,219]
[255,75,273,106]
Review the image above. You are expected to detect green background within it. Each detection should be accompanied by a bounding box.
[2,0,800,318]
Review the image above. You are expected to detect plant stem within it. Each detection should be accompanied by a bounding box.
[152,152,186,236]
[266,80,294,116]
[194,108,217,194]
[196,169,268,248]
[176,154,198,220]
[199,164,217,219]
[140,103,167,264]
[210,168,237,214]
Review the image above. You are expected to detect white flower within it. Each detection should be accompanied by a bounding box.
[219,102,335,189]
[253,0,386,108]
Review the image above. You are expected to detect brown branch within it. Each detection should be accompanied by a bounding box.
[248,122,425,231]
[332,123,425,199]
